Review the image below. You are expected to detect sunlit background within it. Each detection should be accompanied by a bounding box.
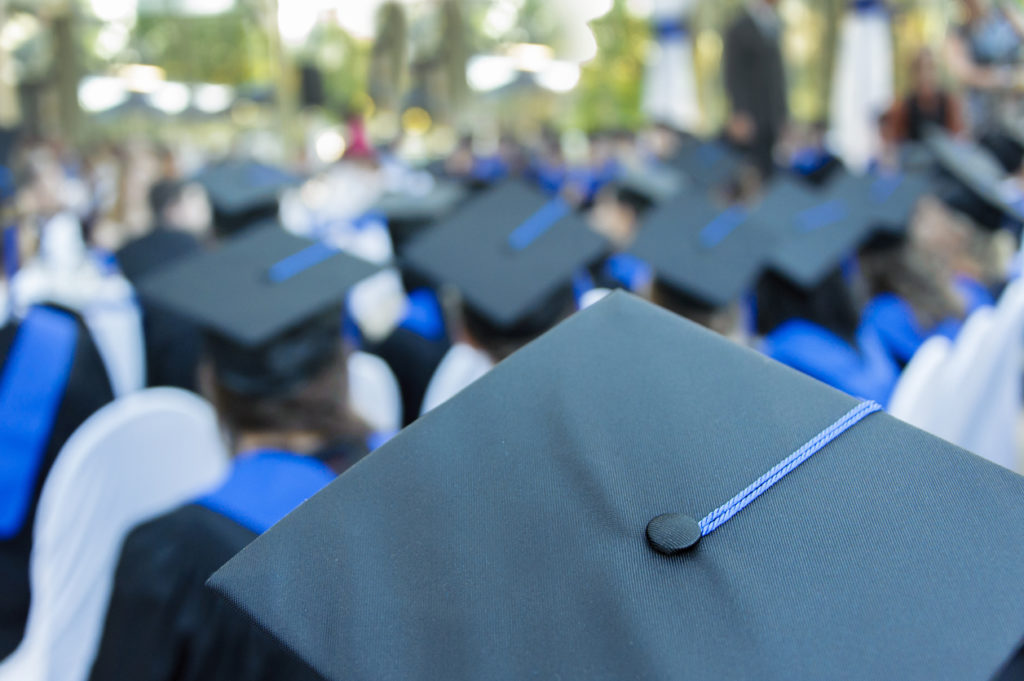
[0,0,961,162]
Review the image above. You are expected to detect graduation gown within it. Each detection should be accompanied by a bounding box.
[860,293,961,367]
[89,451,338,681]
[116,228,204,391]
[761,319,899,405]
[0,307,114,659]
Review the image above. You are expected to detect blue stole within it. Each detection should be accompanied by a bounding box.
[529,160,568,196]
[861,294,960,366]
[470,156,508,185]
[762,319,899,406]
[399,288,446,342]
[198,450,337,535]
[0,307,79,539]
[603,253,653,292]
[790,148,833,178]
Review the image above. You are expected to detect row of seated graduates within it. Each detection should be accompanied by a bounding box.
[1,119,1020,678]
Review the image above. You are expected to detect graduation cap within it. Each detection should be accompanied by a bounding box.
[613,163,688,211]
[858,170,931,234]
[669,137,745,191]
[138,225,378,396]
[924,130,1024,228]
[752,175,882,289]
[629,190,774,309]
[209,291,1024,681]
[194,160,301,236]
[401,181,609,332]
[372,180,468,254]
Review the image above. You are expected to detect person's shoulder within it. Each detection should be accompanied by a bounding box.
[118,503,256,581]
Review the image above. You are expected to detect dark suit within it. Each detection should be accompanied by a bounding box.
[724,7,789,174]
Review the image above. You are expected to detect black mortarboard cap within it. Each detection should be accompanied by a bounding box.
[669,137,745,191]
[372,180,468,254]
[138,225,378,396]
[614,163,688,210]
[210,291,1024,681]
[400,181,609,331]
[925,130,1024,228]
[194,160,301,236]
[629,190,774,308]
[753,174,882,289]
[857,170,931,234]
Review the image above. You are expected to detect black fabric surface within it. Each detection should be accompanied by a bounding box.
[0,309,114,658]
[89,504,324,681]
[630,191,774,307]
[210,292,1024,681]
[117,228,204,391]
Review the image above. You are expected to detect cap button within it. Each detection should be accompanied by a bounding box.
[646,513,701,555]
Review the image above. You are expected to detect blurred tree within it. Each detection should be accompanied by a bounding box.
[569,0,647,132]
[437,0,469,124]
[368,2,408,114]
[133,10,270,84]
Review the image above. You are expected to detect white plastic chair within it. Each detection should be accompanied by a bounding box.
[347,351,403,436]
[0,388,229,681]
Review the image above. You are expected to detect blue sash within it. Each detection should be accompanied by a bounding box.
[851,0,886,13]
[603,253,653,292]
[762,320,898,406]
[0,307,79,539]
[198,450,337,535]
[399,288,446,341]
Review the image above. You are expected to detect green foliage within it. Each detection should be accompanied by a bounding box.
[133,11,270,84]
[568,0,647,132]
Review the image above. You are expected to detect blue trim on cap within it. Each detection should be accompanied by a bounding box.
[266,241,338,283]
[699,400,881,537]
[0,306,78,539]
[699,205,747,248]
[198,450,336,535]
[796,199,848,233]
[507,197,571,251]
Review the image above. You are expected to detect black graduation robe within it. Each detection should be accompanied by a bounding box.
[0,308,114,658]
[88,504,324,681]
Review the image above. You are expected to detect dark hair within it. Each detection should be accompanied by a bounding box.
[858,233,965,328]
[206,349,370,455]
[148,179,187,224]
[461,286,575,362]
[755,269,860,345]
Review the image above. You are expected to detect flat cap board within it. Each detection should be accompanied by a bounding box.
[630,192,774,307]
[211,291,1024,681]
[138,225,379,347]
[194,161,301,217]
[925,131,1024,221]
[400,181,609,329]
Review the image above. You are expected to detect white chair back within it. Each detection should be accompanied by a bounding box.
[0,388,229,681]
[348,351,403,436]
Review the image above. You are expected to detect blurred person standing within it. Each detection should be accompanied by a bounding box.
[886,49,967,144]
[723,0,789,176]
[946,0,1024,135]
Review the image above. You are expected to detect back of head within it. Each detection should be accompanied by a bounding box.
[755,269,860,344]
[461,286,575,363]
